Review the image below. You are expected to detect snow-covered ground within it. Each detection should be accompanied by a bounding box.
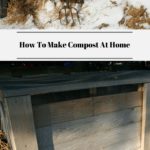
[0,0,150,29]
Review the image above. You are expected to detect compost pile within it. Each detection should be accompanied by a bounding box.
[119,4,150,29]
[0,130,10,150]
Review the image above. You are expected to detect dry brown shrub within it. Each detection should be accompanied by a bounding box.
[6,0,84,27]
[119,4,150,29]
[6,0,48,26]
[126,17,144,29]
[0,130,10,150]
[127,5,146,17]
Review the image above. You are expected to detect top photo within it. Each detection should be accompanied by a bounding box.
[0,0,150,29]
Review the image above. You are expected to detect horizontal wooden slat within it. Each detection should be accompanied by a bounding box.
[50,97,93,124]
[52,107,141,145]
[29,140,142,150]
[34,91,143,150]
[103,138,141,150]
[3,70,150,97]
[37,107,141,149]
[33,97,93,127]
[94,91,142,115]
[54,122,141,150]
[33,91,142,127]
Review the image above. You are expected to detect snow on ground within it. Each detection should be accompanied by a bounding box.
[0,0,150,29]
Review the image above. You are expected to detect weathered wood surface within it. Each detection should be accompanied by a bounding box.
[103,138,141,150]
[33,104,51,128]
[41,140,141,150]
[142,83,150,150]
[52,107,141,145]
[36,126,54,150]
[33,97,93,127]
[0,90,4,102]
[0,102,4,130]
[34,90,143,150]
[94,91,142,115]
[5,96,38,150]
[37,108,141,150]
[33,91,142,127]
[50,97,93,124]
[32,84,138,106]
[1,71,150,97]
[53,122,141,150]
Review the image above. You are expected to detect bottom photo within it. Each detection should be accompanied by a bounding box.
[0,61,150,150]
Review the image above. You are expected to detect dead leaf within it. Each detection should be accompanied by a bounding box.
[98,23,109,29]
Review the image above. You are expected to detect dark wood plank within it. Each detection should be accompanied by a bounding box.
[36,126,54,149]
[33,104,51,128]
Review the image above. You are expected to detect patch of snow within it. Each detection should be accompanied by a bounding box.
[143,23,150,29]
[0,0,150,29]
[45,1,55,11]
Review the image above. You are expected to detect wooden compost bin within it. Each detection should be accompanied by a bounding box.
[0,71,150,150]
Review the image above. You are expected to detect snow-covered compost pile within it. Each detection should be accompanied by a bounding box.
[0,0,150,29]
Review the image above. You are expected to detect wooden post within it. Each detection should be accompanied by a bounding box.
[0,91,4,130]
[141,83,150,150]
[4,95,38,150]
